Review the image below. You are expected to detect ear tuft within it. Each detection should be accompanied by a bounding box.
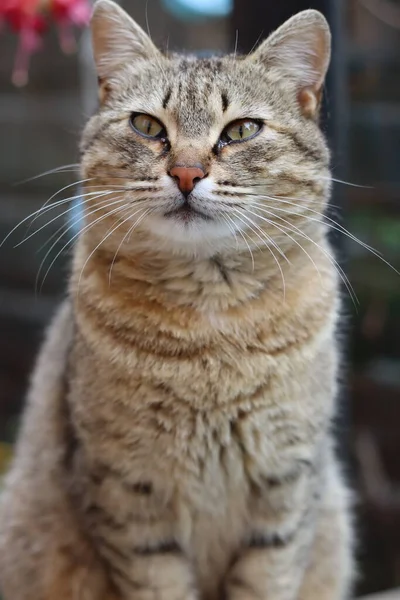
[91,0,160,82]
[250,10,331,117]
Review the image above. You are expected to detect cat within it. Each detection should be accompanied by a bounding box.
[0,1,354,599]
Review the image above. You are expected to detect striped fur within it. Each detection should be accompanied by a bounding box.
[0,2,354,599]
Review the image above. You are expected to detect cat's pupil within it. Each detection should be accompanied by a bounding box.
[130,113,165,139]
[221,119,261,144]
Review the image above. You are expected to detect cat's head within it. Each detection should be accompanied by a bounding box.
[80,0,331,259]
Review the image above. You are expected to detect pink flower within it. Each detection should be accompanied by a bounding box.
[1,0,47,85]
[51,0,91,53]
[0,0,92,86]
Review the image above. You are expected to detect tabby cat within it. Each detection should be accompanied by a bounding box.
[0,1,354,599]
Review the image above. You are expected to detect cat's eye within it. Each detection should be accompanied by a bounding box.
[130,113,167,139]
[221,119,261,143]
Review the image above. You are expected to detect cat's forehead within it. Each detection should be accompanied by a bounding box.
[165,57,233,135]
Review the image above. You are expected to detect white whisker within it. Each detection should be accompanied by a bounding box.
[1,189,111,248]
[15,191,125,247]
[233,29,239,58]
[28,178,102,230]
[232,207,289,264]
[218,213,239,251]
[79,204,153,291]
[108,206,152,285]
[1,196,80,248]
[246,205,325,291]
[232,208,286,299]
[319,176,372,189]
[224,213,254,272]
[249,194,400,277]
[78,211,137,292]
[247,204,358,306]
[14,163,80,185]
[36,195,132,253]
[36,200,131,293]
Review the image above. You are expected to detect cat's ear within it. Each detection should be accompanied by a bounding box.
[250,10,331,118]
[91,0,160,82]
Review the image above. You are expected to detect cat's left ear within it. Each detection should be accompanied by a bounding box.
[250,10,331,118]
[91,0,160,90]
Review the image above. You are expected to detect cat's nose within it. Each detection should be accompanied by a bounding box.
[169,165,205,195]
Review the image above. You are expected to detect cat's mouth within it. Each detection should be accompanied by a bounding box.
[164,201,211,224]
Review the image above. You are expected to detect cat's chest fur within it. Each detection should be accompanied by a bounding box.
[66,299,334,597]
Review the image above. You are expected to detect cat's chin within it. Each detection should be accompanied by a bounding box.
[142,213,237,257]
[163,203,212,223]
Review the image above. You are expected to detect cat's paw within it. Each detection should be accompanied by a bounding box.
[222,549,267,600]
[112,553,199,600]
[223,577,261,600]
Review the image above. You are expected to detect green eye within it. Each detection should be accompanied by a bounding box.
[130,113,166,139]
[221,119,261,143]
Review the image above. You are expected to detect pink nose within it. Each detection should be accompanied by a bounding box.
[169,165,205,194]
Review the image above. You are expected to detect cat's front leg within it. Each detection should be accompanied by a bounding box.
[106,551,199,600]
[297,460,354,600]
[223,526,312,600]
[223,458,353,600]
[84,473,200,600]
[223,463,318,600]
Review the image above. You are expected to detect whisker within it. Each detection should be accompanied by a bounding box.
[28,177,102,229]
[237,173,370,190]
[232,208,286,299]
[318,176,372,189]
[108,207,154,286]
[280,222,359,307]
[36,200,131,293]
[233,29,239,58]
[0,189,111,248]
[35,197,126,290]
[5,173,158,248]
[247,204,358,306]
[245,205,325,292]
[25,181,158,237]
[145,0,152,41]
[25,187,133,238]
[262,203,380,255]
[36,195,132,253]
[224,213,254,272]
[14,163,80,185]
[245,193,354,241]
[246,29,264,57]
[79,203,153,291]
[23,180,152,241]
[224,186,342,210]
[126,207,154,244]
[218,213,239,252]
[78,211,136,292]
[83,183,157,191]
[15,191,124,247]
[1,195,81,248]
[249,194,400,277]
[232,207,289,264]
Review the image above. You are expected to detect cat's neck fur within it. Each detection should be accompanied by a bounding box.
[71,233,334,318]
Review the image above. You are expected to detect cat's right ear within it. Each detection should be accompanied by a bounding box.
[91,0,160,97]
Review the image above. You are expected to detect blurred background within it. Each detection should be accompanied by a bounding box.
[0,1,399,597]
